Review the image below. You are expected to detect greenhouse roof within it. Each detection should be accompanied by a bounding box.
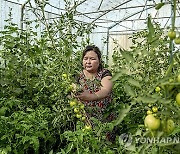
[4,0,180,33]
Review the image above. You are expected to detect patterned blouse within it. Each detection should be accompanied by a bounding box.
[77,68,113,122]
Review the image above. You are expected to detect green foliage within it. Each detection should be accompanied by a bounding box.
[59,121,117,154]
[111,19,180,153]
[0,1,93,153]
[0,105,53,153]
[1,1,180,154]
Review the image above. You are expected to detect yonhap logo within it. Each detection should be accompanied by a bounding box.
[119,133,180,146]
[119,133,133,147]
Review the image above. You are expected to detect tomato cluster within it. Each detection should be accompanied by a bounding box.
[69,99,92,131]
[144,74,180,135]
[167,30,180,44]
[145,107,175,135]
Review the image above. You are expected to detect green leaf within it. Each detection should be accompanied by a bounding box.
[120,50,134,63]
[124,84,136,97]
[128,78,141,88]
[30,136,39,151]
[155,2,165,10]
[136,96,157,104]
[66,142,74,153]
[22,136,31,144]
[125,144,136,151]
[111,72,122,81]
[49,150,53,154]
[114,104,131,126]
[61,149,66,154]
[147,15,155,43]
[65,48,72,57]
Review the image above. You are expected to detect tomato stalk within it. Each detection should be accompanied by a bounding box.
[171,0,176,31]
[167,0,176,75]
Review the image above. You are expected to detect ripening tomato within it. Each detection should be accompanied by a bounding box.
[144,114,160,130]
[168,30,176,40]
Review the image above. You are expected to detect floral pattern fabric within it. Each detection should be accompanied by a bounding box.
[78,69,113,122]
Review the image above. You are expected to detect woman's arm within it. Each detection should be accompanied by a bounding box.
[76,76,113,101]
[96,76,113,99]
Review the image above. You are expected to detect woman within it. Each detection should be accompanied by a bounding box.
[76,45,116,141]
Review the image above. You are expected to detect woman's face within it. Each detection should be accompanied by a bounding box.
[83,50,100,73]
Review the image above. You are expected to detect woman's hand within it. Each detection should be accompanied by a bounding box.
[76,91,97,101]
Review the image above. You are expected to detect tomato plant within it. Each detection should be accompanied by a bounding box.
[0,0,180,153]
[0,1,95,153]
[111,13,180,153]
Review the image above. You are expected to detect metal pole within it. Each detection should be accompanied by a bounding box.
[106,28,110,64]
[169,0,176,63]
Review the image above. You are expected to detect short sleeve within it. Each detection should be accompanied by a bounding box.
[101,69,112,79]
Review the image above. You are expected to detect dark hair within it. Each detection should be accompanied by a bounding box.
[82,45,103,71]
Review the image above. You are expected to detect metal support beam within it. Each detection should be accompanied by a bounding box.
[90,0,132,24]
[106,5,154,64]
[108,6,154,30]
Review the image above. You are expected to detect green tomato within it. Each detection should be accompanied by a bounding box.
[144,114,160,130]
[166,119,175,134]
[85,125,92,130]
[81,116,86,121]
[168,30,176,40]
[76,114,82,118]
[177,74,180,82]
[74,108,79,113]
[147,110,152,115]
[161,119,175,134]
[155,86,161,92]
[152,106,158,113]
[169,78,174,82]
[80,104,85,109]
[68,85,73,92]
[174,37,180,44]
[176,93,180,106]
[69,101,76,107]
[62,73,67,78]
